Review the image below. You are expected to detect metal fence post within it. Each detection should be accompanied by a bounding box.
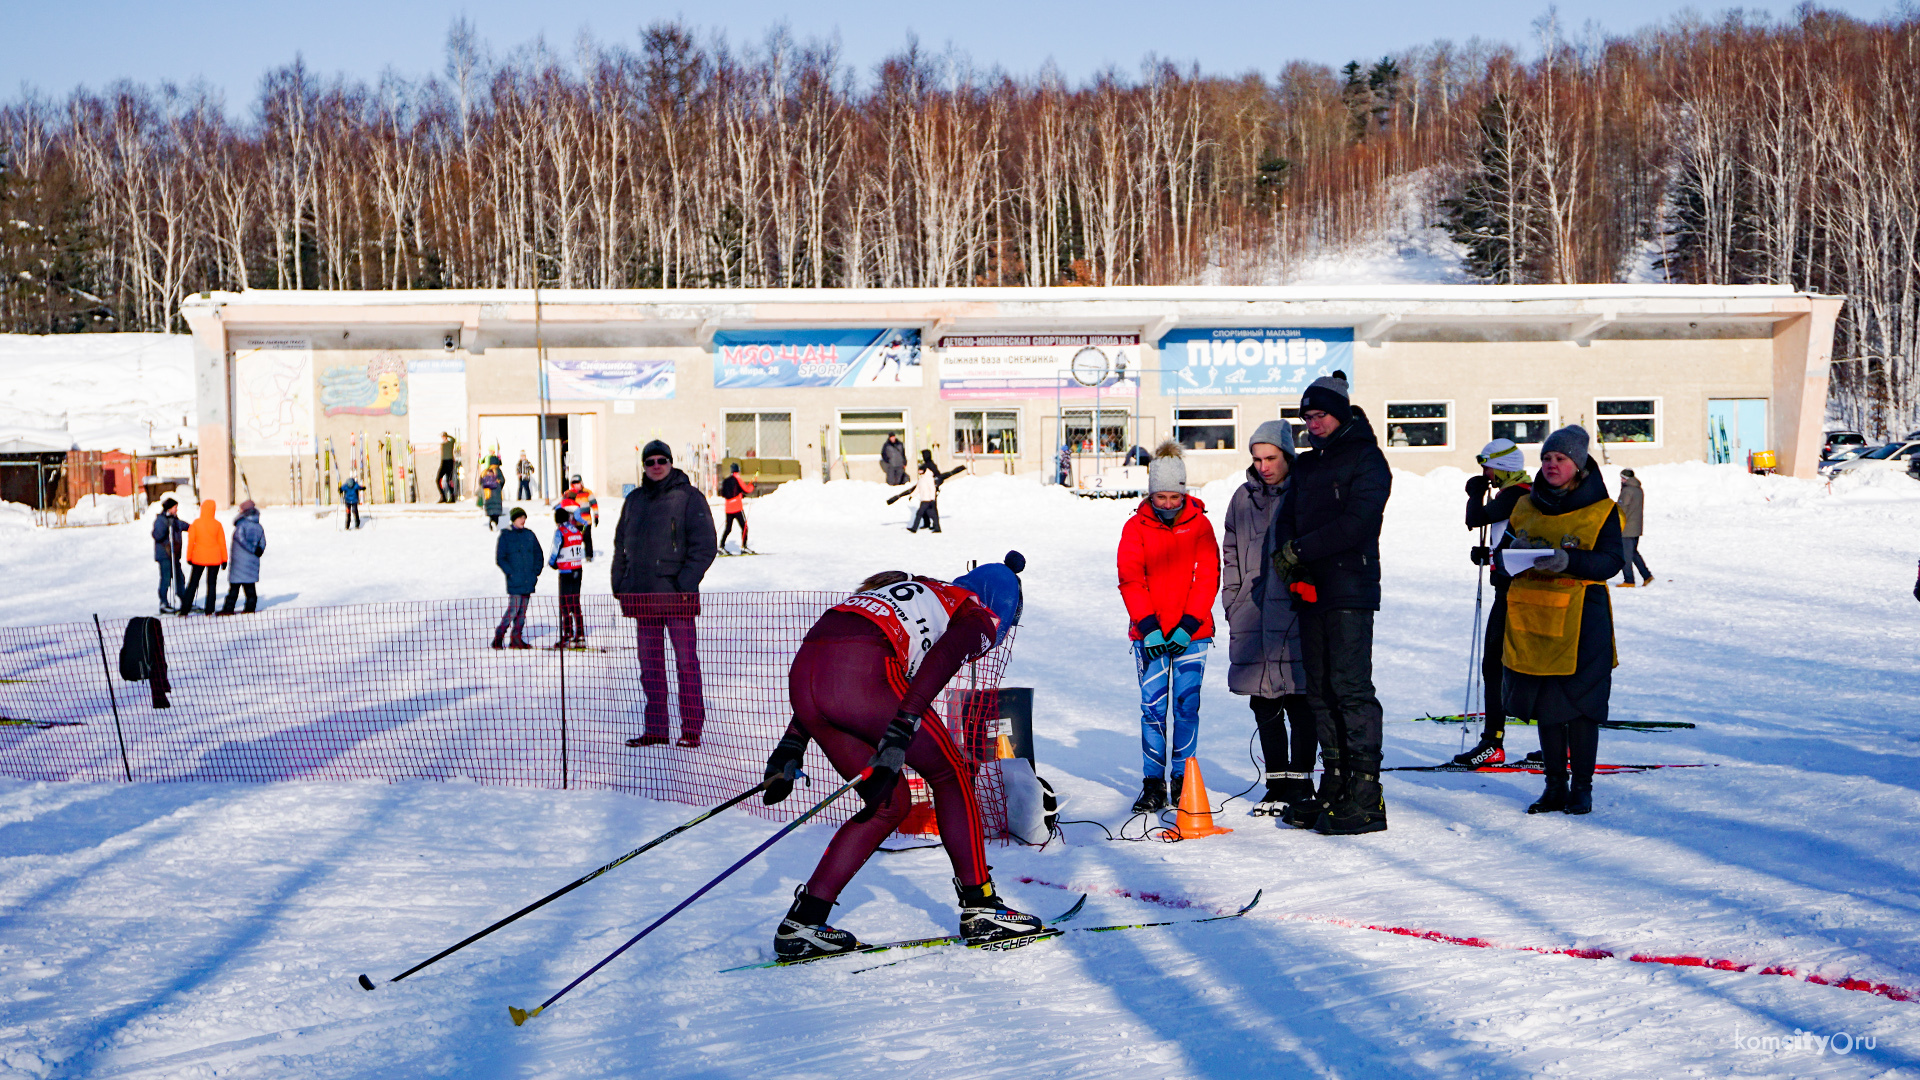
[91,614,134,782]
[559,617,569,790]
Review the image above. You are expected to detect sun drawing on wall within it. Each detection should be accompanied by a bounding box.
[320,352,409,417]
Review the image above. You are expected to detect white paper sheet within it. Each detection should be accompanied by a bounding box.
[1501,548,1558,575]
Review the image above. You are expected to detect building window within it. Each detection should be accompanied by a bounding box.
[1061,408,1131,454]
[837,410,905,459]
[1595,399,1658,444]
[1175,407,1237,451]
[953,410,1020,455]
[1280,405,1308,447]
[1490,401,1554,445]
[1384,402,1451,449]
[725,412,792,458]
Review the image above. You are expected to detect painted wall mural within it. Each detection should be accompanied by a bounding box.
[320,351,409,417]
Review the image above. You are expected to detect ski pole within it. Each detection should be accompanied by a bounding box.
[509,774,859,1026]
[360,780,770,991]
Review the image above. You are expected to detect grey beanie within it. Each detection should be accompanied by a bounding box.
[1540,424,1591,468]
[1248,419,1297,458]
[1147,439,1187,494]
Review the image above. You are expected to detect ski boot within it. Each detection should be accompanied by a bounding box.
[1283,764,1341,830]
[774,886,863,961]
[550,634,573,650]
[1131,777,1168,814]
[1563,786,1593,815]
[1451,735,1505,767]
[957,879,1043,944]
[1171,771,1186,806]
[1315,768,1388,835]
[1527,775,1569,814]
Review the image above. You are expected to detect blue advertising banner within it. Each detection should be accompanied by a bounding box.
[1157,328,1354,396]
[713,328,923,388]
[541,358,676,400]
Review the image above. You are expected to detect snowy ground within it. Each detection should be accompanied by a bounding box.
[3,463,1919,1078]
[0,336,195,453]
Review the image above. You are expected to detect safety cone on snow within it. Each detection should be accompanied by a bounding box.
[1172,757,1232,839]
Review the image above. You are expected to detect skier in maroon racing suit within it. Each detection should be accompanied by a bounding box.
[763,552,1038,960]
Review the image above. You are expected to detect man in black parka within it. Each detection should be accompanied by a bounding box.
[613,439,719,748]
[1270,372,1394,835]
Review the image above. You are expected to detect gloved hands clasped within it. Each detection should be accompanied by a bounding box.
[762,727,810,805]
[852,710,919,822]
[1136,615,1167,660]
[1534,548,1571,575]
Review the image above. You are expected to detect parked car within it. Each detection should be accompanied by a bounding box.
[1822,430,1866,459]
[1828,440,1920,475]
[1819,443,1879,473]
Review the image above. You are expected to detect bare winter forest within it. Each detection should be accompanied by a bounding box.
[2,10,1916,434]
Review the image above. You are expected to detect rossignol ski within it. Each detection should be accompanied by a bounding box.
[721,894,1090,972]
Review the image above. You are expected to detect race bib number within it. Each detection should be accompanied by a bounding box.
[843,579,954,678]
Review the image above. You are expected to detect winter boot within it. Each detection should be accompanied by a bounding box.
[1131,777,1168,814]
[550,633,573,650]
[957,879,1044,944]
[1314,770,1388,835]
[1451,735,1505,767]
[508,636,533,650]
[675,733,702,749]
[1527,775,1569,814]
[625,733,669,747]
[1283,765,1341,830]
[1171,771,1185,807]
[1250,773,1290,817]
[490,630,506,650]
[1563,786,1593,815]
[774,886,863,961]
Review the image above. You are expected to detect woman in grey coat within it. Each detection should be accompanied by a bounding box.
[1223,420,1316,816]
[219,501,266,614]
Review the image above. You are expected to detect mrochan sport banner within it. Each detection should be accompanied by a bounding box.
[1157,328,1354,396]
[938,333,1141,399]
[713,329,922,388]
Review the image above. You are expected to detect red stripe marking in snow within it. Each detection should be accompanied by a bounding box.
[1014,876,1916,1004]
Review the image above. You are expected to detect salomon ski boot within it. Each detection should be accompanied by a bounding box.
[1131,777,1168,814]
[774,886,863,961]
[1451,735,1505,767]
[957,879,1043,944]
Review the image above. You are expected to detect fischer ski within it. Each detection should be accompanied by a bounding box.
[1386,761,1715,774]
[0,718,82,729]
[721,894,1088,972]
[1408,713,1695,732]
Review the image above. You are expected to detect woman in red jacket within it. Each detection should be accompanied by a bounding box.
[1117,441,1220,813]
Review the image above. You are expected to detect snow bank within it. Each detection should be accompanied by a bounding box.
[0,500,35,532]
[0,332,195,453]
[62,493,137,526]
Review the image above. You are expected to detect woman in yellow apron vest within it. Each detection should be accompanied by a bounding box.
[1496,425,1624,816]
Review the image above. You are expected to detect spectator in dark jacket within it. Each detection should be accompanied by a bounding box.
[880,433,909,485]
[1615,469,1653,586]
[219,501,266,614]
[1496,425,1623,817]
[613,439,718,748]
[1270,372,1393,835]
[339,476,365,529]
[151,497,187,613]
[492,507,543,648]
[1223,420,1313,817]
[1451,439,1532,766]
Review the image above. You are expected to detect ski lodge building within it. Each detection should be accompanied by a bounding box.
[178,285,1841,505]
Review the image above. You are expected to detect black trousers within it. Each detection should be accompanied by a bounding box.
[436,460,456,500]
[1298,607,1383,772]
[1481,590,1508,739]
[721,511,748,548]
[181,564,220,614]
[344,503,361,529]
[220,582,257,614]
[1251,694,1318,779]
[909,501,941,532]
[1538,719,1601,792]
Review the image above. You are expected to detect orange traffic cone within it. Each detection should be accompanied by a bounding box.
[995,733,1017,760]
[1173,757,1232,839]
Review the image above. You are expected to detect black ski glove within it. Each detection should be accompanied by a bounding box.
[851,711,919,822]
[763,726,810,806]
[1470,544,1491,566]
[1465,474,1489,500]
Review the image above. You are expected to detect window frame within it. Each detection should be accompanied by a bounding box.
[1058,406,1135,456]
[1488,399,1558,447]
[1594,397,1662,449]
[722,410,794,459]
[835,408,909,461]
[950,407,1022,457]
[1381,398,1455,452]
[1173,404,1239,452]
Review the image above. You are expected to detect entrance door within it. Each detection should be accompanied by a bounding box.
[1707,399,1768,465]
[566,413,598,494]
[478,416,540,502]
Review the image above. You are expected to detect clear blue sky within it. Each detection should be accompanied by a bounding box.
[0,0,1900,108]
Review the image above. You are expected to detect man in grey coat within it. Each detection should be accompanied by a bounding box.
[219,501,266,615]
[613,439,718,748]
[1222,420,1316,816]
[1615,469,1654,587]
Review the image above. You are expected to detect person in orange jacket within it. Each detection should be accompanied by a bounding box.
[560,475,599,559]
[179,498,228,617]
[719,462,755,553]
[1116,440,1220,813]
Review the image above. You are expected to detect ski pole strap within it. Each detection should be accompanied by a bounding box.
[513,775,860,1025]
[379,780,768,988]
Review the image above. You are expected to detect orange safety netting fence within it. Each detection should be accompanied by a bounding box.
[0,593,1012,837]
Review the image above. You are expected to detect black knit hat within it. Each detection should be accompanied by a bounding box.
[1299,371,1353,424]
[642,439,672,463]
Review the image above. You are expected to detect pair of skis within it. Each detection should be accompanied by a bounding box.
[1387,761,1714,774]
[1410,712,1695,733]
[721,890,1265,975]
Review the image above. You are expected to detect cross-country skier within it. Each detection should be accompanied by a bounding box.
[1452,438,1532,766]
[761,553,1037,959]
[550,506,586,648]
[718,463,754,552]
